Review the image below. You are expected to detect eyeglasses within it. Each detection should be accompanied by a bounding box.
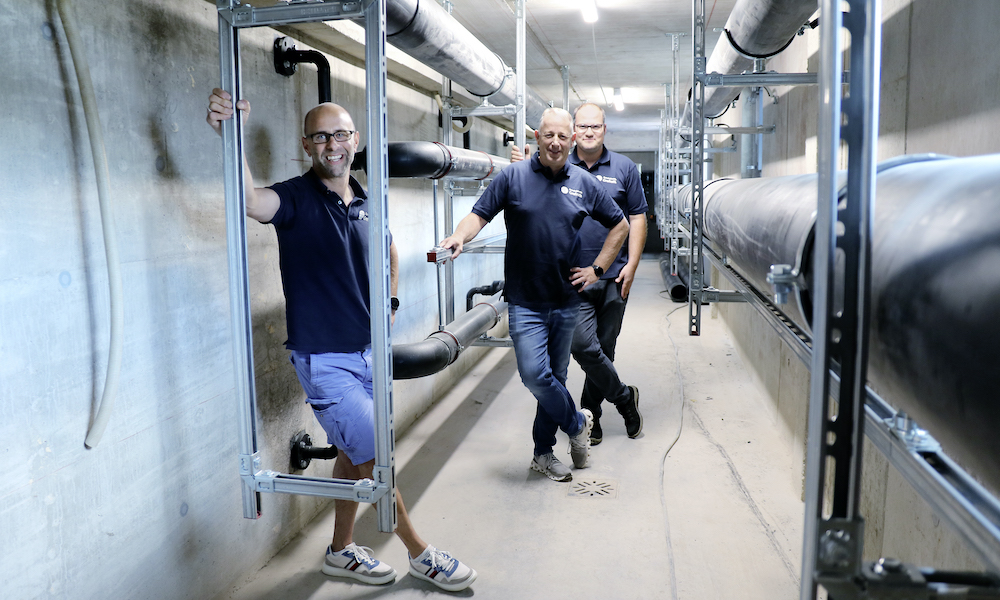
[306,130,355,144]
[574,123,605,131]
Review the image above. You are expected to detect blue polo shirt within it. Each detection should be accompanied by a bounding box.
[268,169,388,354]
[570,147,648,280]
[472,153,625,309]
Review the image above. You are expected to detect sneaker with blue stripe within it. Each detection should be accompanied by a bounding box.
[408,545,477,591]
[322,543,396,585]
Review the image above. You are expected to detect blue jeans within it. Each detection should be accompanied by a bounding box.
[508,303,586,456]
[570,279,631,421]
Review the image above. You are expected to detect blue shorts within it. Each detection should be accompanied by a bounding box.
[289,349,376,466]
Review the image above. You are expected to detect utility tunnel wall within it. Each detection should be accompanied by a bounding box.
[1,1,508,598]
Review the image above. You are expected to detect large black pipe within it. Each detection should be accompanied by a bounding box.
[393,292,506,380]
[352,141,509,180]
[694,153,1000,492]
[380,0,549,129]
[681,0,816,124]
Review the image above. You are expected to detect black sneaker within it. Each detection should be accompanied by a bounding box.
[590,419,603,446]
[616,385,642,438]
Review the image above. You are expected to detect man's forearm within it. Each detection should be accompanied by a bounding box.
[593,219,630,270]
[626,214,647,267]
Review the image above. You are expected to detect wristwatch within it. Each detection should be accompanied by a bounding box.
[390,296,400,311]
[591,264,604,277]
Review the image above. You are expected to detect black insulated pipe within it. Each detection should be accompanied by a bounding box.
[273,37,331,105]
[393,292,506,380]
[466,280,504,311]
[695,153,1000,494]
[658,254,688,302]
[352,141,509,180]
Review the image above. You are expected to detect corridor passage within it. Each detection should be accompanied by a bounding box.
[219,258,803,600]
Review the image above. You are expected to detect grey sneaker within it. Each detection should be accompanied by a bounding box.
[616,385,643,438]
[531,452,572,482]
[409,545,478,591]
[569,408,594,468]
[323,543,396,585]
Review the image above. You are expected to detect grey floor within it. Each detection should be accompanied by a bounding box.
[221,258,804,599]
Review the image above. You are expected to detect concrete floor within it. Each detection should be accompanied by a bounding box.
[218,258,804,599]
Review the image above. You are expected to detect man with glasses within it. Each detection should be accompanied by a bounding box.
[440,108,629,482]
[511,102,645,446]
[206,89,476,592]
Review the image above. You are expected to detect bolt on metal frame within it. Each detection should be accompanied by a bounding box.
[216,0,396,533]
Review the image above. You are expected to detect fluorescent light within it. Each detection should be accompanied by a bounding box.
[581,0,598,23]
[613,87,625,111]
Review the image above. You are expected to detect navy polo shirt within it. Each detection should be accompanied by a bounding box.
[570,147,648,280]
[267,169,388,354]
[472,153,625,309]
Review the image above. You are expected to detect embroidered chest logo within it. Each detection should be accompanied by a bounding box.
[595,175,618,184]
[560,185,584,198]
[357,209,369,221]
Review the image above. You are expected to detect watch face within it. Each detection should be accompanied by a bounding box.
[390,297,400,310]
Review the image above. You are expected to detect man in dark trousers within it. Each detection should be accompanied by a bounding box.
[512,102,645,446]
[207,89,476,592]
[440,107,629,482]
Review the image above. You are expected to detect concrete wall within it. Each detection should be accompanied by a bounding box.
[708,0,999,570]
[1,1,506,599]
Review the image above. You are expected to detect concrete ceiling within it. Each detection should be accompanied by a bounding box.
[448,0,739,148]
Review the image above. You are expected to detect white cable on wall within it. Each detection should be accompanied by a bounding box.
[57,0,124,449]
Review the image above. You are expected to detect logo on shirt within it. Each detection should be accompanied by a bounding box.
[560,185,584,198]
[595,175,618,185]
[357,209,369,221]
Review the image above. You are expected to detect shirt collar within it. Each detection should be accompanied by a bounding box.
[305,169,368,205]
[570,146,610,170]
[530,152,570,181]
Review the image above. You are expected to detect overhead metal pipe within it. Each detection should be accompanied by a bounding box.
[692,153,1000,493]
[378,0,550,129]
[393,291,506,380]
[681,0,817,124]
[352,141,509,179]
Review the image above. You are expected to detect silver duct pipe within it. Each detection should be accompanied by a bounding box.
[682,0,817,123]
[353,141,509,179]
[381,0,549,129]
[694,153,1000,493]
[393,292,506,380]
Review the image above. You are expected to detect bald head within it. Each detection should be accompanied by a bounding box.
[304,102,355,136]
[301,102,359,181]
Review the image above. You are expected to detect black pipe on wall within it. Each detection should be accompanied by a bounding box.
[352,141,509,180]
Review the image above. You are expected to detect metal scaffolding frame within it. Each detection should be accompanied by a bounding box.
[431,0,524,334]
[216,0,396,533]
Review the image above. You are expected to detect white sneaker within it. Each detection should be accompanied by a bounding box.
[408,545,478,591]
[322,543,396,585]
[569,408,594,468]
[531,452,573,482]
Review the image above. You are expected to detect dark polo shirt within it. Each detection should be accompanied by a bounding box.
[268,169,388,354]
[570,147,648,280]
[472,153,625,309]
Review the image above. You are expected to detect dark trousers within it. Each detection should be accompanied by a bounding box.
[570,279,631,420]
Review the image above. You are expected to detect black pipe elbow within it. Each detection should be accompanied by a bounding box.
[392,336,452,380]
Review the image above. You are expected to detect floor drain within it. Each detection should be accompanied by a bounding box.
[568,479,618,499]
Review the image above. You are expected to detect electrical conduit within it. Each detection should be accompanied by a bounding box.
[57,0,124,449]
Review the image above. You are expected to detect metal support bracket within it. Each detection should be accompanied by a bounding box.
[701,288,745,303]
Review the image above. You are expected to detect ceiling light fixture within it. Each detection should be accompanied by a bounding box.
[581,0,598,23]
[613,87,625,111]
